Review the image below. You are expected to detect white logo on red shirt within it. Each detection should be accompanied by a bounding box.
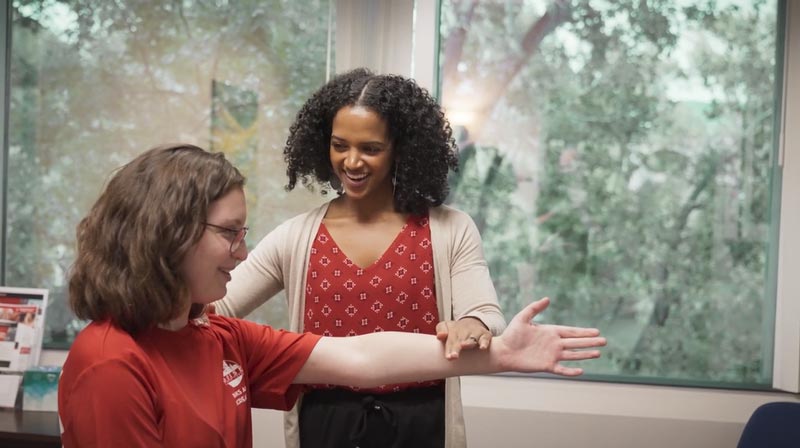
[222,360,244,388]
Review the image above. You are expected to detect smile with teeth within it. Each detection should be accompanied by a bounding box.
[345,171,368,182]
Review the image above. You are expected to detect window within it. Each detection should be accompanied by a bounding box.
[5,0,334,348]
[439,0,782,387]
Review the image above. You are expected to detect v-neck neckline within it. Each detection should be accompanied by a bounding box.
[318,215,414,271]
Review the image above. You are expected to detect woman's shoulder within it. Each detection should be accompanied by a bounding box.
[62,321,148,381]
[69,320,138,356]
[206,314,273,339]
[271,202,330,235]
[428,204,477,228]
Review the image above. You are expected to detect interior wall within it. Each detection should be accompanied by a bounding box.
[245,374,800,448]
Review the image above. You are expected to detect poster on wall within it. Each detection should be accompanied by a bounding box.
[0,287,48,373]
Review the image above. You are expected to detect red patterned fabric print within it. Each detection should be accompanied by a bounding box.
[304,213,442,393]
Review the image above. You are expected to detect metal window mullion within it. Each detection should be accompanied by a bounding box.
[773,0,800,393]
[0,0,11,286]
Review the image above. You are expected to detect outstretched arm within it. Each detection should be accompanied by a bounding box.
[293,297,605,387]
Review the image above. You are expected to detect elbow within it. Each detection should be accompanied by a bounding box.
[316,342,380,388]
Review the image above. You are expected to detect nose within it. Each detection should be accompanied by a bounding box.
[232,241,248,261]
[344,149,363,169]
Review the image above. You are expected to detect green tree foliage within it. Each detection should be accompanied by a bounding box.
[8,0,332,346]
[442,0,777,384]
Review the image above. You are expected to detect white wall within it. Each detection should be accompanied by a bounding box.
[249,375,800,448]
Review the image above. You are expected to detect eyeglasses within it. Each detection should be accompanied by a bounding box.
[203,222,249,254]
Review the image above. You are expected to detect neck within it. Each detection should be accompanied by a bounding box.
[158,305,191,331]
[336,183,397,222]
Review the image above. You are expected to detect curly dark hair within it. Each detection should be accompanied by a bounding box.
[69,144,245,335]
[284,68,458,215]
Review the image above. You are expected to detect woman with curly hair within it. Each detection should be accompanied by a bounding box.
[59,143,605,448]
[214,68,508,448]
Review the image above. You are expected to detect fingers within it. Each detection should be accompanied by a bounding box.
[476,332,491,350]
[512,297,550,326]
[440,318,493,359]
[437,320,464,359]
[435,321,450,341]
[445,333,463,360]
[551,365,584,377]
[460,328,491,350]
[555,325,601,338]
[449,334,482,359]
[562,336,607,350]
[560,349,602,361]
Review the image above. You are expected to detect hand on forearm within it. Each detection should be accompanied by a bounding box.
[435,317,492,359]
[293,297,606,386]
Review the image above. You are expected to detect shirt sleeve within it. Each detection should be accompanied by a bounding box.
[449,210,508,335]
[60,359,162,448]
[235,318,321,410]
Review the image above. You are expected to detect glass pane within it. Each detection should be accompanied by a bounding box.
[8,0,333,347]
[439,0,780,386]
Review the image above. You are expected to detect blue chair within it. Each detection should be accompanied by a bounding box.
[737,402,800,448]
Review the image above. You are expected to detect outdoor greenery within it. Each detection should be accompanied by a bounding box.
[8,0,331,346]
[4,0,781,388]
[441,0,779,385]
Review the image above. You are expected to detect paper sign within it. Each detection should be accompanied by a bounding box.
[0,287,49,374]
[0,373,22,408]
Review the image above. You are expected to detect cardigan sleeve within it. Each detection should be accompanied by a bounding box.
[215,221,290,318]
[446,208,507,335]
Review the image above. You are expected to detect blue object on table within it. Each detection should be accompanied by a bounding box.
[22,366,61,412]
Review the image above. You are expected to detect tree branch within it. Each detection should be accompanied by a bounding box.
[441,0,479,88]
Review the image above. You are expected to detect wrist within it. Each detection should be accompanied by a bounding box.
[459,316,489,331]
[488,335,512,372]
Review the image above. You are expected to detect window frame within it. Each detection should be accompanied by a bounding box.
[408,0,800,393]
[3,0,798,398]
[773,0,800,394]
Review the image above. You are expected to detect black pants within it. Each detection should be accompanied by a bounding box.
[299,386,445,448]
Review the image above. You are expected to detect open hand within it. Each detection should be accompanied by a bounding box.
[436,317,492,360]
[495,297,606,376]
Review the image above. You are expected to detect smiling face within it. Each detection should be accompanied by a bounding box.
[329,105,394,204]
[179,186,248,305]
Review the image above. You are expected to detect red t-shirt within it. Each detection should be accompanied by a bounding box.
[58,315,320,448]
[304,213,442,393]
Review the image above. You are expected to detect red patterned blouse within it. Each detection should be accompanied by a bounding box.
[303,213,443,393]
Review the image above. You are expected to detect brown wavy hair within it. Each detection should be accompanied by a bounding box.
[69,144,245,335]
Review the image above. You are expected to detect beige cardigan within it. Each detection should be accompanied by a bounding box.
[217,202,506,448]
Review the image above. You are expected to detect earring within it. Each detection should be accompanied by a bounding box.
[392,164,398,197]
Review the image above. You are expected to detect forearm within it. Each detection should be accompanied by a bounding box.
[293,298,605,386]
[296,331,509,387]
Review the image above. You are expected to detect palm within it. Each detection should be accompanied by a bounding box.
[498,298,606,376]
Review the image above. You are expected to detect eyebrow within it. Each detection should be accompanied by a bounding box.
[216,219,246,228]
[330,135,388,146]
